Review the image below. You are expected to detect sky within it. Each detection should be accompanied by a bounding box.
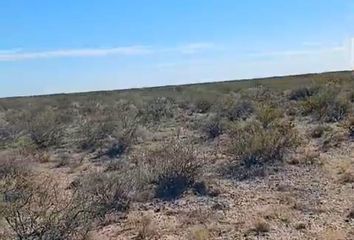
[0,0,354,97]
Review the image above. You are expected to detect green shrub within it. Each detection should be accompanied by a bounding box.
[140,97,175,123]
[228,120,299,169]
[216,96,254,121]
[7,108,66,149]
[301,88,350,122]
[255,105,283,128]
[194,98,213,113]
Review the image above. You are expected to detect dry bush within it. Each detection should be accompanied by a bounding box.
[301,87,350,122]
[321,130,347,151]
[0,153,32,181]
[255,105,283,129]
[189,226,210,240]
[309,125,331,139]
[288,86,318,101]
[140,97,175,123]
[0,119,18,149]
[136,139,201,200]
[0,168,93,240]
[76,172,131,219]
[6,108,66,149]
[251,218,270,234]
[135,215,156,240]
[228,119,299,170]
[201,114,224,139]
[215,95,254,121]
[193,97,214,114]
[345,116,354,139]
[77,101,139,158]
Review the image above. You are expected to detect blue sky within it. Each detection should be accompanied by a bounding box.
[0,0,353,97]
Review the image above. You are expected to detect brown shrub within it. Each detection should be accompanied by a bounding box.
[194,97,213,113]
[136,139,201,200]
[309,125,331,139]
[6,108,66,149]
[228,119,299,170]
[140,97,175,123]
[77,101,139,158]
[201,114,224,139]
[76,172,131,219]
[215,95,254,121]
[0,170,93,240]
[288,86,318,101]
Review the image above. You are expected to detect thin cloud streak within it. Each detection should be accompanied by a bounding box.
[177,42,216,54]
[0,46,152,61]
[0,42,217,62]
[248,46,346,58]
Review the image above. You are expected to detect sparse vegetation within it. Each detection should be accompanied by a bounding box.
[136,139,201,200]
[301,87,350,122]
[0,71,353,239]
[228,119,299,169]
[0,164,93,240]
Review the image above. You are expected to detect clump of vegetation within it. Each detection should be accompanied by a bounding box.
[201,114,224,139]
[6,108,66,149]
[216,95,254,121]
[0,165,93,240]
[301,88,350,122]
[193,97,214,113]
[77,101,139,158]
[76,172,131,219]
[255,105,283,128]
[288,86,318,101]
[228,119,299,169]
[251,218,270,234]
[310,125,331,139]
[137,140,201,200]
[140,97,175,123]
[346,116,354,139]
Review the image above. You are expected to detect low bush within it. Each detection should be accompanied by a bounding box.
[0,169,93,240]
[228,120,299,169]
[137,140,201,200]
[255,105,283,128]
[309,125,331,139]
[77,101,139,158]
[288,86,318,101]
[194,97,213,113]
[6,108,66,149]
[76,172,131,219]
[216,96,254,121]
[346,117,354,139]
[201,114,224,139]
[140,97,175,123]
[301,88,350,122]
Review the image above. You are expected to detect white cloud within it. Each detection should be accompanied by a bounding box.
[0,46,152,61]
[0,42,217,62]
[248,46,346,58]
[301,41,323,47]
[177,42,215,54]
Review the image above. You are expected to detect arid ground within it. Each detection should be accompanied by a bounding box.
[1,71,354,240]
